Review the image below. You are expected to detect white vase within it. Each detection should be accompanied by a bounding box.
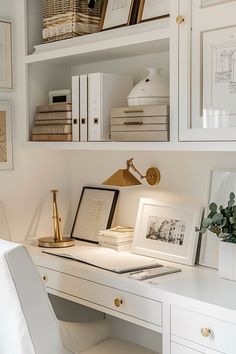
[219,241,236,281]
[127,67,169,106]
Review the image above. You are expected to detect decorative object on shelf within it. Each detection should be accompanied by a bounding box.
[137,0,170,23]
[48,89,71,104]
[101,0,139,30]
[70,186,119,243]
[42,0,104,43]
[132,198,203,266]
[0,102,13,170]
[127,68,169,106]
[32,102,72,141]
[0,20,12,89]
[103,158,161,186]
[110,105,169,142]
[196,191,236,280]
[38,190,75,248]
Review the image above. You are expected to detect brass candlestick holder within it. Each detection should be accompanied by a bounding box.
[38,190,75,248]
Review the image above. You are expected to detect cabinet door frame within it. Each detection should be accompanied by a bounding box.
[179,0,236,141]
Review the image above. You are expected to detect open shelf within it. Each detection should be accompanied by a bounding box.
[25,19,170,65]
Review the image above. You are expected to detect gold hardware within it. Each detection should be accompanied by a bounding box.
[123,109,144,113]
[114,298,123,307]
[123,122,143,125]
[38,190,75,248]
[176,15,184,24]
[201,328,211,337]
[103,158,161,186]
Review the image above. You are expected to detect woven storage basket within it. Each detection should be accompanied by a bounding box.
[43,0,104,43]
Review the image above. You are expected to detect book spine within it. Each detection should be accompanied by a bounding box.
[36,111,72,120]
[72,75,80,141]
[32,134,72,141]
[88,72,101,141]
[36,103,72,113]
[79,74,88,141]
[35,119,72,125]
[32,124,72,134]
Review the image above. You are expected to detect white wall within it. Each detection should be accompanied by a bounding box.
[1,1,236,244]
[0,0,72,242]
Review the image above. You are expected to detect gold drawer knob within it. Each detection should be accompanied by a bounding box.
[176,15,184,24]
[201,328,211,337]
[114,298,123,307]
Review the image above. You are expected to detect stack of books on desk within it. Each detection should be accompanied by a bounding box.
[97,226,134,252]
[32,102,72,141]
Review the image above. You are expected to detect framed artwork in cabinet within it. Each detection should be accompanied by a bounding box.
[0,102,13,170]
[132,198,202,266]
[137,0,170,23]
[178,0,236,141]
[0,20,12,90]
[101,0,135,30]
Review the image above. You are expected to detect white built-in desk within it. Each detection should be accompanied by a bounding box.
[26,241,236,354]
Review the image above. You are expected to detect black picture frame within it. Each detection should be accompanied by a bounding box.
[70,186,119,244]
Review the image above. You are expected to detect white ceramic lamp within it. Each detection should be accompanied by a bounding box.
[127,68,169,106]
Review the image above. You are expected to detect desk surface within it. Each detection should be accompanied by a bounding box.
[26,241,236,323]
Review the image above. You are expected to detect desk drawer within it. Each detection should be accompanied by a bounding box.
[38,267,162,327]
[171,306,236,354]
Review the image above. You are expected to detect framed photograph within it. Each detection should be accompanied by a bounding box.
[0,102,13,170]
[70,186,119,243]
[101,0,135,30]
[132,198,202,266]
[0,20,12,89]
[137,0,170,23]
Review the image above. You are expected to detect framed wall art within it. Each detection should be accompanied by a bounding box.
[137,0,170,23]
[0,20,12,89]
[101,0,135,30]
[0,102,13,170]
[132,198,202,266]
[70,186,119,243]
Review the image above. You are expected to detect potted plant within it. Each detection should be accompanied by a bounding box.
[196,192,236,281]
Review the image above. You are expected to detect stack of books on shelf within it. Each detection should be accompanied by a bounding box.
[97,226,134,252]
[32,102,72,141]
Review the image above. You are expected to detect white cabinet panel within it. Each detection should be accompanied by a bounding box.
[179,0,236,141]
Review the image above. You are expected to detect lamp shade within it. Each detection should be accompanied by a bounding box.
[103,169,142,186]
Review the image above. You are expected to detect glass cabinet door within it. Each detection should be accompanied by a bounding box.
[179,0,236,141]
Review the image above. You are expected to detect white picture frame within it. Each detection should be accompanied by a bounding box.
[0,102,13,170]
[101,0,134,30]
[132,198,202,266]
[70,186,119,243]
[137,0,170,23]
[0,20,12,90]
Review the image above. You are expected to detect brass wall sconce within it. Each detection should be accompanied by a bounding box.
[103,158,161,187]
[38,190,75,248]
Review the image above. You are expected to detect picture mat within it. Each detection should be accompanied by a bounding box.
[132,198,202,265]
[0,21,12,89]
[102,0,133,29]
[71,187,118,243]
[199,169,236,268]
[141,0,169,20]
[203,27,236,126]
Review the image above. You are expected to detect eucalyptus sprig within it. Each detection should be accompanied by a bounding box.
[196,192,236,243]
